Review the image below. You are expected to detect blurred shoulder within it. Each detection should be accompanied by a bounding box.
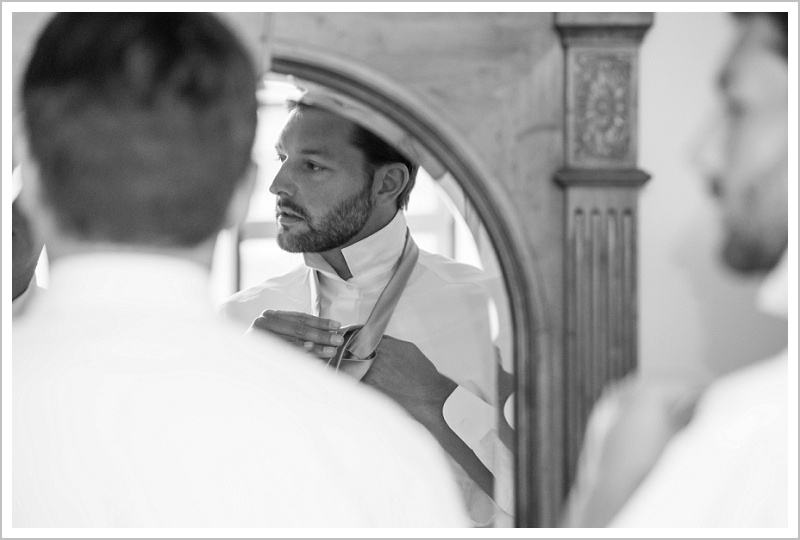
[220,264,310,324]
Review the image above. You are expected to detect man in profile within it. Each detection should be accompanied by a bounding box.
[563,11,790,528]
[12,12,467,527]
[222,95,512,524]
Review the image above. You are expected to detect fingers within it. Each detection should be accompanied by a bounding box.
[302,340,341,359]
[249,310,344,357]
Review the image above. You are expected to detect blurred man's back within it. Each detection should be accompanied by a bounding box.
[13,256,466,527]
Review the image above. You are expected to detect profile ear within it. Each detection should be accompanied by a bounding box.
[13,126,43,218]
[13,126,60,253]
[372,163,409,206]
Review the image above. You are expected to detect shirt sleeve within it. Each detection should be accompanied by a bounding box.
[443,385,514,517]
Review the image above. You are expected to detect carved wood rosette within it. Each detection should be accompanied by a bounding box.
[555,13,653,495]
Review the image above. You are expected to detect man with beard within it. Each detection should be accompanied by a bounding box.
[223,99,511,525]
[562,11,791,528]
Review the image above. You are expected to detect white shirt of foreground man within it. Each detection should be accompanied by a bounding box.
[224,211,513,523]
[609,255,788,527]
[13,253,468,527]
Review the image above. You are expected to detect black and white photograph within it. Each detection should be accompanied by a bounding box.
[2,3,796,537]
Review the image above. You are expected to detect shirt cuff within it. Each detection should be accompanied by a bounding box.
[444,386,515,517]
[443,385,496,451]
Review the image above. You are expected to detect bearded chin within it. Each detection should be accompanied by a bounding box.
[277,188,373,253]
[722,232,786,275]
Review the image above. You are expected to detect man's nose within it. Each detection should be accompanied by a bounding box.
[269,163,294,197]
[690,112,726,194]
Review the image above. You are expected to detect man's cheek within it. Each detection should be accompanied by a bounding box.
[744,116,788,169]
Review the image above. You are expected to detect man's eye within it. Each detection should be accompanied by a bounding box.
[305,162,323,172]
[275,154,286,163]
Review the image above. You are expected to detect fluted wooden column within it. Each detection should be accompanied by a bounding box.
[554,12,653,494]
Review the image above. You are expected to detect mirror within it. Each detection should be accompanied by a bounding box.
[212,72,518,527]
[221,15,553,526]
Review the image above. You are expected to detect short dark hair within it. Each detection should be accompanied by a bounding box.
[351,123,418,211]
[23,13,258,247]
[286,100,419,210]
[734,12,788,60]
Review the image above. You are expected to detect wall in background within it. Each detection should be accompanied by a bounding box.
[638,12,787,380]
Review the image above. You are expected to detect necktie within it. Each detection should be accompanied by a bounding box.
[327,229,419,380]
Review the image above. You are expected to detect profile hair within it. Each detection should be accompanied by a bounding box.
[286,99,419,210]
[23,13,258,246]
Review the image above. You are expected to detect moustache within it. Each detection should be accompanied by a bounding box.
[276,199,310,220]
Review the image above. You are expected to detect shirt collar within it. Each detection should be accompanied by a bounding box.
[46,252,212,313]
[757,250,789,319]
[303,211,407,282]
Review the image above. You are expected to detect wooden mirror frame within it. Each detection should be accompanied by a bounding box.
[264,12,653,526]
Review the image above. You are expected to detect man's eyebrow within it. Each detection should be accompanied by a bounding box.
[298,148,332,157]
[274,146,334,158]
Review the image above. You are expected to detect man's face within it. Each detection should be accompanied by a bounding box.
[694,15,788,274]
[270,106,374,253]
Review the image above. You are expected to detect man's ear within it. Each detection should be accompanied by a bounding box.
[223,161,257,230]
[13,127,58,260]
[372,163,409,206]
[14,126,43,219]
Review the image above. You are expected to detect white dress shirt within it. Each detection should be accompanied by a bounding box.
[223,211,512,523]
[12,253,468,528]
[609,253,790,527]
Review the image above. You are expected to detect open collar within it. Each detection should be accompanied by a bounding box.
[303,211,407,284]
